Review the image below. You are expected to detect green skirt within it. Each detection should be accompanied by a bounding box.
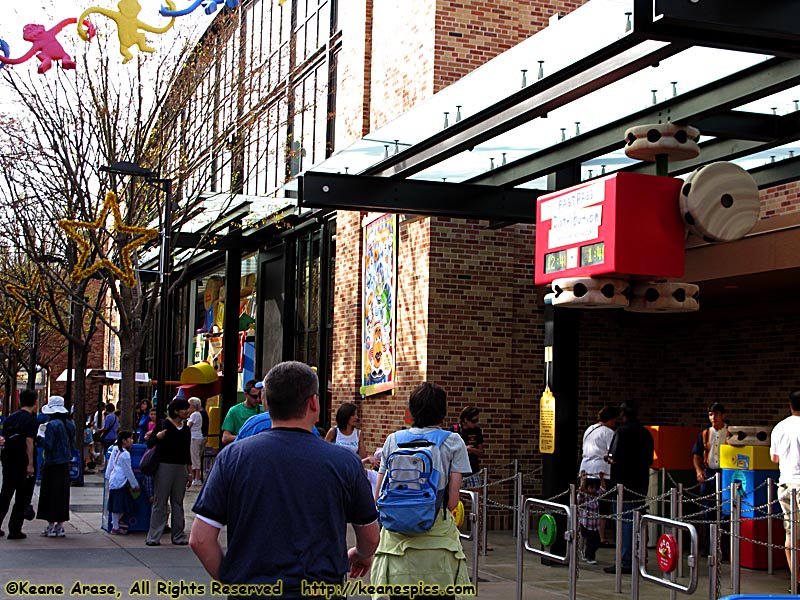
[370,509,471,599]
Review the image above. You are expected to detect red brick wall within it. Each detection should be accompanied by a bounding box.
[761,181,800,218]
[433,0,587,92]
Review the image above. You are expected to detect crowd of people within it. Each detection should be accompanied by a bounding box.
[1,371,799,596]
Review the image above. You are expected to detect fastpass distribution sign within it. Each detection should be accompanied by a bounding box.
[534,172,686,286]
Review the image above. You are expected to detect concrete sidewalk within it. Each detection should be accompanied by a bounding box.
[0,471,794,599]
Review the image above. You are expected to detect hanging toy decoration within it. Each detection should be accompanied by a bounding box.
[0,18,96,74]
[78,0,177,64]
[160,0,239,18]
[58,191,159,287]
[0,39,10,68]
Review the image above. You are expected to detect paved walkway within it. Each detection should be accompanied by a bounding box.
[0,471,794,599]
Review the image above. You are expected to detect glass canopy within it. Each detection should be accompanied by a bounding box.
[304,0,800,189]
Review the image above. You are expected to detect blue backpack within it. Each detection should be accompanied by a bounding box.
[377,429,451,534]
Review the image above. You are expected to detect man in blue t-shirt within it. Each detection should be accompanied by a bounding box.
[235,400,321,442]
[190,362,379,597]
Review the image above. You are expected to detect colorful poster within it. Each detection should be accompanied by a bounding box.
[361,214,397,396]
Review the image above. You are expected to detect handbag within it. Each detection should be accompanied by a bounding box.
[139,444,160,476]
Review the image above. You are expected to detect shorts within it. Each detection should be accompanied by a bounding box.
[190,438,206,470]
[778,483,800,535]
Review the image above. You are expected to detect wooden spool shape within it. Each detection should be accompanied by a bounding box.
[624,123,700,162]
[626,281,699,313]
[727,426,771,447]
[550,277,629,309]
[679,161,760,243]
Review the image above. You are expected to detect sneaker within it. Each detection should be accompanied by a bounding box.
[41,525,54,537]
[582,557,598,565]
[110,528,128,535]
[54,525,65,538]
[7,532,27,540]
[191,480,203,487]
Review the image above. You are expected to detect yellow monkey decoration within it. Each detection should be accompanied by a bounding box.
[78,0,177,64]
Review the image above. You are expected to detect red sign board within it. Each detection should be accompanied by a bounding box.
[534,173,685,285]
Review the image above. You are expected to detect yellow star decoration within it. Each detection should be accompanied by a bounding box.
[58,191,159,288]
[0,304,31,349]
[5,274,55,326]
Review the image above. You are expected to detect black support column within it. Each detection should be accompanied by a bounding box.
[222,246,242,416]
[541,164,581,562]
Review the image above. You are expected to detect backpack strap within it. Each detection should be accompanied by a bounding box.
[395,428,450,448]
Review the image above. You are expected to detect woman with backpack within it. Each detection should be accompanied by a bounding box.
[371,382,472,600]
[324,402,367,460]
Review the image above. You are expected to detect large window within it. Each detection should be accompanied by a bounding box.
[291,220,335,425]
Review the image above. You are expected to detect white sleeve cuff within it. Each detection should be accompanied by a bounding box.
[195,514,224,529]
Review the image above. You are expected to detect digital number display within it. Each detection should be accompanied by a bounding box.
[581,242,605,267]
[544,250,567,274]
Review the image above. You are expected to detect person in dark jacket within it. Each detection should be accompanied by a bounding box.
[38,396,76,538]
[145,397,191,546]
[0,389,39,539]
[603,400,654,574]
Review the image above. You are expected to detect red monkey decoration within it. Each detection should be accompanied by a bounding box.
[0,18,96,74]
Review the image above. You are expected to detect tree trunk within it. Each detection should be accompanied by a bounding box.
[119,333,137,431]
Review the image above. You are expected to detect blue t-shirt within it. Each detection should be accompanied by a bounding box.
[102,413,118,441]
[192,428,377,589]
[235,412,320,441]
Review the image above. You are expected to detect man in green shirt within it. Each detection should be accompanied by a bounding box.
[220,380,264,445]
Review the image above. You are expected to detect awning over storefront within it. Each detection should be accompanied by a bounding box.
[56,369,151,384]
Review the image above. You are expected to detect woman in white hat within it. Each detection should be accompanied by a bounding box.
[38,396,76,538]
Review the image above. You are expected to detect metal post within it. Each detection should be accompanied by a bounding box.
[669,488,677,600]
[568,483,577,600]
[155,178,173,421]
[615,484,623,593]
[631,510,641,600]
[731,482,741,594]
[27,314,38,391]
[459,489,480,592]
[481,467,489,556]
[792,489,798,597]
[512,460,520,538]
[677,483,684,579]
[708,524,718,600]
[516,488,525,600]
[767,477,774,575]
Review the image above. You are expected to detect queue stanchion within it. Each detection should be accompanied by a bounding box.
[515,488,524,600]
[668,487,677,600]
[615,484,623,594]
[512,460,520,539]
[767,477,775,575]
[708,524,718,600]
[731,481,741,594]
[677,483,684,579]
[480,467,488,556]
[632,510,641,600]
[568,484,577,600]
[792,489,799,597]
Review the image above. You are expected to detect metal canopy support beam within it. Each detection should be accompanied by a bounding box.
[364,40,685,179]
[468,58,800,187]
[750,155,800,190]
[634,0,800,57]
[299,172,544,223]
[691,112,783,143]
[175,231,266,251]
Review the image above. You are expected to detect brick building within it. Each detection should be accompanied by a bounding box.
[153,0,800,529]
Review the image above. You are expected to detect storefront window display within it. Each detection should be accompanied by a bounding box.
[192,256,258,385]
